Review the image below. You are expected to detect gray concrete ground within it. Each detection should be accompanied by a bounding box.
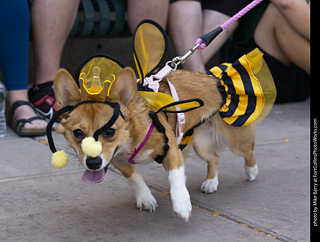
[0,97,310,242]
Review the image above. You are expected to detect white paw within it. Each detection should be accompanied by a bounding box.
[171,186,192,221]
[245,164,259,181]
[136,189,157,212]
[201,177,219,193]
[128,173,157,212]
[168,166,192,221]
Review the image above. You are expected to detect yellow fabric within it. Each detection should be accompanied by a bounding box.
[138,91,202,112]
[79,57,123,97]
[246,48,277,124]
[133,22,166,81]
[81,137,102,158]
[51,150,68,169]
[208,48,276,126]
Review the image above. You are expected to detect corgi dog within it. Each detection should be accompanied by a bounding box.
[53,66,259,222]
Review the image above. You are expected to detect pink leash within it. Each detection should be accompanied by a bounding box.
[195,0,264,49]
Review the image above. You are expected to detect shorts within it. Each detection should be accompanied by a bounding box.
[249,40,310,103]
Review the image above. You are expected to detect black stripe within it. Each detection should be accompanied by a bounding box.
[231,60,257,126]
[149,112,169,164]
[219,68,239,119]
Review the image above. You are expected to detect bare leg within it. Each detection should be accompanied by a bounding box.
[168,2,238,72]
[201,10,238,64]
[168,1,205,72]
[31,0,80,85]
[127,0,169,33]
[254,3,310,74]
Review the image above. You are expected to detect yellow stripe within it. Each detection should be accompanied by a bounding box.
[179,135,192,146]
[238,55,265,126]
[210,67,231,113]
[224,64,248,122]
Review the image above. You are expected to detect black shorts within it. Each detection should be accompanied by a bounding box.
[170,0,252,17]
[249,40,310,104]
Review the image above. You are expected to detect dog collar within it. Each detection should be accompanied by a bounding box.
[46,100,125,169]
[128,121,154,164]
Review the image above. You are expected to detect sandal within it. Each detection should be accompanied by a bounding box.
[7,101,47,137]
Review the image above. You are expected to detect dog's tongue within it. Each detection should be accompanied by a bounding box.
[82,169,105,183]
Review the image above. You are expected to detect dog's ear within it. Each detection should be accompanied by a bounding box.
[54,69,81,108]
[107,67,137,106]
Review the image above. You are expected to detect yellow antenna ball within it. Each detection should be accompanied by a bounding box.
[51,150,68,169]
[81,137,102,158]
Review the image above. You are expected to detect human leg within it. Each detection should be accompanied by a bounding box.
[254,3,310,74]
[0,1,47,131]
[168,0,206,72]
[29,0,79,120]
[31,0,80,85]
[127,0,169,33]
[201,10,238,64]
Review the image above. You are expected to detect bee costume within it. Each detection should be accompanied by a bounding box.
[46,19,276,169]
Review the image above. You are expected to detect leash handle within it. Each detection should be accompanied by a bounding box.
[196,0,264,49]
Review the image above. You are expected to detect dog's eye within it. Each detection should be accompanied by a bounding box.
[73,129,84,139]
[103,128,116,138]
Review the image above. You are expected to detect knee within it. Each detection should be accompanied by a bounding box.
[273,0,294,10]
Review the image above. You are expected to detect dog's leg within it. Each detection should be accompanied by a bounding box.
[112,162,157,212]
[193,144,219,194]
[244,149,258,181]
[192,119,220,193]
[227,124,259,181]
[163,138,192,221]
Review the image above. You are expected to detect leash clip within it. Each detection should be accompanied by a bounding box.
[169,43,200,68]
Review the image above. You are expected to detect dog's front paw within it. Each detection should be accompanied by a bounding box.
[168,166,192,221]
[201,177,219,193]
[171,186,192,221]
[136,190,157,212]
[245,164,259,181]
[128,173,157,212]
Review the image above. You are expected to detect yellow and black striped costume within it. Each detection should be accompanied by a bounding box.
[208,48,276,127]
[179,48,277,149]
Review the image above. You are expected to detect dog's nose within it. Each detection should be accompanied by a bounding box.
[86,156,102,170]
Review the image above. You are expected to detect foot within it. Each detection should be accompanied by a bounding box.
[168,166,192,221]
[245,164,259,181]
[28,81,57,121]
[201,176,219,194]
[12,103,47,129]
[128,173,157,212]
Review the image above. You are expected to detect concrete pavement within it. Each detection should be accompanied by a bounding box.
[0,99,310,242]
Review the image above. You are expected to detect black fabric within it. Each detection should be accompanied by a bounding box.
[93,102,122,140]
[156,98,204,114]
[149,112,169,164]
[248,40,310,103]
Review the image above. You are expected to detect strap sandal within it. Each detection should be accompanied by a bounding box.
[7,101,47,137]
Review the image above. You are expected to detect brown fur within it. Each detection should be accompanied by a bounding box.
[53,67,258,220]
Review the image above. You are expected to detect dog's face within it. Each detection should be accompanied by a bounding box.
[54,68,137,182]
[57,102,129,168]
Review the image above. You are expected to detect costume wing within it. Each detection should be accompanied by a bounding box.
[132,19,167,83]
